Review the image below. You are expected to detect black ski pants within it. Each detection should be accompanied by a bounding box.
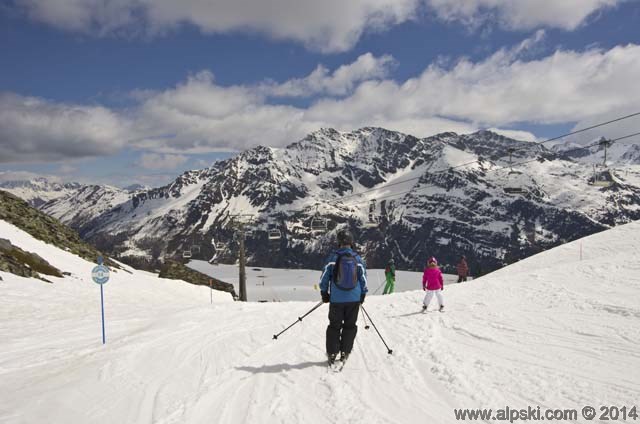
[326,302,360,355]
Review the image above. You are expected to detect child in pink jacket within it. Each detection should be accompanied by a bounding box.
[422,257,444,312]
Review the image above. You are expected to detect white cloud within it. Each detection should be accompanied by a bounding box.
[57,164,77,174]
[0,92,131,163]
[487,128,538,142]
[262,53,396,97]
[0,170,62,183]
[137,153,188,170]
[426,0,622,31]
[4,41,640,162]
[12,0,626,53]
[133,41,640,149]
[13,0,419,53]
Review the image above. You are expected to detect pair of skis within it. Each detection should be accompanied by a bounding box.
[422,305,445,313]
[327,356,348,372]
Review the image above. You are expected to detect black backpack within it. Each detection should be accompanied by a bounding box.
[332,251,358,290]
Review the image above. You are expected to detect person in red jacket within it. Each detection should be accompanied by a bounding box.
[422,257,444,312]
[456,255,469,283]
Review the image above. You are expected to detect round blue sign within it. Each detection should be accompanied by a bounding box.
[92,265,110,285]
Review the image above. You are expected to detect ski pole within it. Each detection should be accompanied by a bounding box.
[360,305,393,354]
[273,301,323,340]
[361,309,370,329]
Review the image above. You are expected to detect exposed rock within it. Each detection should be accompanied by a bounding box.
[0,190,117,269]
[0,237,62,282]
[158,260,236,298]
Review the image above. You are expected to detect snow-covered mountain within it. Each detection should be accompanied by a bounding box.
[2,210,639,423]
[40,184,130,230]
[0,177,82,208]
[34,128,640,273]
[1,178,133,229]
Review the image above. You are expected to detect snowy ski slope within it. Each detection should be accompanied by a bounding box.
[1,218,639,423]
[186,261,460,302]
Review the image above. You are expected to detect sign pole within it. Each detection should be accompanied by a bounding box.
[100,283,106,344]
[92,256,110,345]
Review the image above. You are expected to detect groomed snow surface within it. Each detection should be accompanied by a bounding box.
[1,218,639,423]
[186,262,460,302]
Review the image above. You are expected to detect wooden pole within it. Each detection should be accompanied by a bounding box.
[580,242,583,261]
[239,223,247,302]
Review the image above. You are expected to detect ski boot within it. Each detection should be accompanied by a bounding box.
[439,305,445,312]
[339,351,349,362]
[327,353,337,366]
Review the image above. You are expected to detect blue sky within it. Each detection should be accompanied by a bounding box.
[1,0,640,187]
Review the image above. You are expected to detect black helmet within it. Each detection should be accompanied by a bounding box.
[337,229,354,246]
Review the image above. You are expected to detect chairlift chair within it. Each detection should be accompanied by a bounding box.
[215,242,226,252]
[182,250,192,259]
[590,169,614,187]
[191,245,201,254]
[502,149,528,195]
[503,186,527,195]
[588,138,615,187]
[310,217,328,233]
[268,229,282,240]
[363,199,380,228]
[364,213,379,228]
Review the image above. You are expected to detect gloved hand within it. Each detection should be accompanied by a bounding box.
[321,291,330,303]
[441,285,444,291]
[360,293,366,304]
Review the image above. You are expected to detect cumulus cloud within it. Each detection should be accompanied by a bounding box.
[487,128,538,142]
[262,53,396,97]
[131,41,640,150]
[0,170,62,183]
[12,0,624,52]
[137,153,188,170]
[426,0,622,31]
[0,92,131,163]
[12,0,419,53]
[3,42,640,161]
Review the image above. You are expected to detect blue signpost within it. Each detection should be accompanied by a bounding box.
[91,256,110,344]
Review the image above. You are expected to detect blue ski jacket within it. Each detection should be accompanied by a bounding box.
[318,248,368,303]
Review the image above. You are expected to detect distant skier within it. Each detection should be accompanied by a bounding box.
[422,257,444,312]
[456,255,469,283]
[319,229,368,366]
[383,258,396,294]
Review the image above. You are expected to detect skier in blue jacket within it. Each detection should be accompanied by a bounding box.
[319,229,368,365]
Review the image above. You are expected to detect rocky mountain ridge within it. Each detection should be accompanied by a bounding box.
[12,128,640,274]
